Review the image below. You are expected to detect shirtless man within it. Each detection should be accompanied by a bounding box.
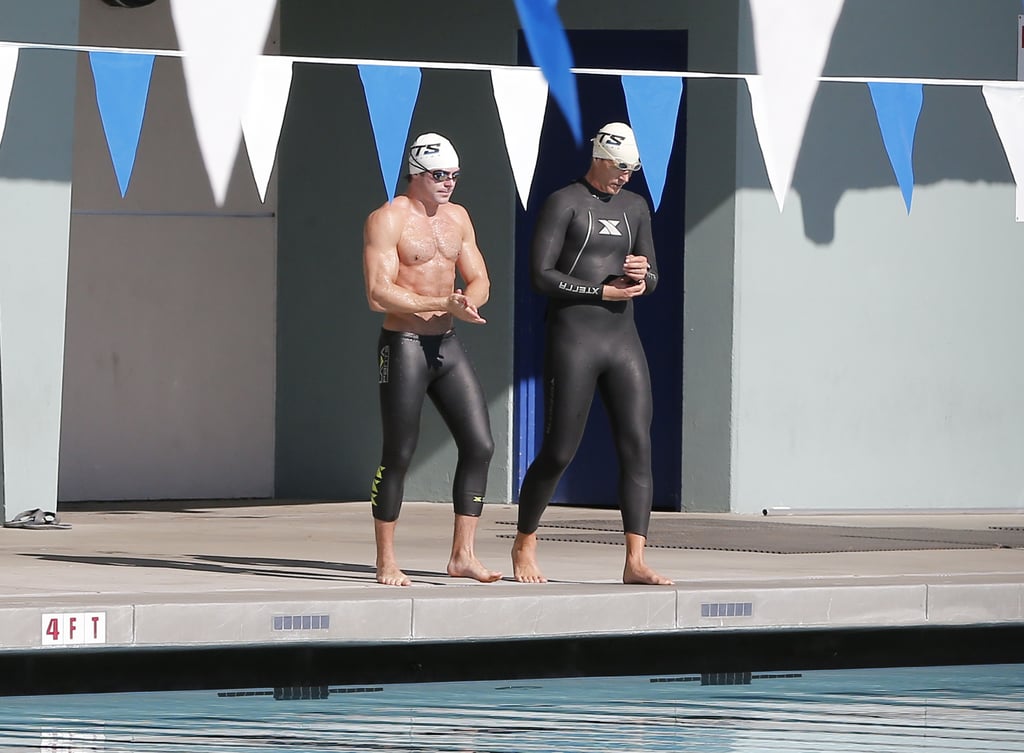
[512,122,673,586]
[362,132,501,587]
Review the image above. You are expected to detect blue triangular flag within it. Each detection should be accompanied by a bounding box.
[868,82,923,213]
[89,51,155,197]
[513,0,581,145]
[358,65,422,202]
[621,75,684,211]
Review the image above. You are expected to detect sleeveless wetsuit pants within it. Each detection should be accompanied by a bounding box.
[517,303,654,537]
[371,329,494,522]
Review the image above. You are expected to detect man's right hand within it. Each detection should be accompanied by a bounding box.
[446,290,487,324]
[602,277,647,301]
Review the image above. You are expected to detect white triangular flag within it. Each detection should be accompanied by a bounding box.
[491,67,549,209]
[242,56,293,203]
[170,0,277,205]
[748,0,845,211]
[982,83,1024,222]
[0,46,20,149]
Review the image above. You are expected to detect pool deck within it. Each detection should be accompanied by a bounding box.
[1,499,1022,661]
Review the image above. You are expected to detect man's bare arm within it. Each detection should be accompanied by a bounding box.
[453,206,490,312]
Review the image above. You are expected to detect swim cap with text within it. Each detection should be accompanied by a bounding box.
[591,122,641,168]
[408,133,460,174]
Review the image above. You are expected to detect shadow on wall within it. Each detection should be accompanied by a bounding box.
[794,84,1010,245]
[0,50,76,181]
[712,0,1019,246]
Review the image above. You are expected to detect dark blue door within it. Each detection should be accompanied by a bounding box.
[513,30,687,511]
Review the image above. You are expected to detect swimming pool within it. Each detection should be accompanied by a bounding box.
[1,663,1021,752]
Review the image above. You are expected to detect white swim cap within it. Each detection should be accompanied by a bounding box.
[591,122,641,170]
[408,132,460,175]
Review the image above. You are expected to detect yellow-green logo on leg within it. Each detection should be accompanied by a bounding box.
[370,465,385,505]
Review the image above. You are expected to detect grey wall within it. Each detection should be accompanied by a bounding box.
[0,1,79,521]
[727,0,1024,512]
[59,0,277,501]
[681,1,742,513]
[276,1,522,503]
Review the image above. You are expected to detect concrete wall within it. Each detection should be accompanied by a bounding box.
[7,0,1016,516]
[59,0,277,500]
[726,0,1024,512]
[275,0,520,504]
[682,2,742,512]
[0,1,79,521]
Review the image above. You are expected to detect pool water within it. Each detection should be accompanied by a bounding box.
[0,663,1021,752]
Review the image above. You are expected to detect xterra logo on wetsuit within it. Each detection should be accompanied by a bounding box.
[378,345,390,384]
[558,281,601,295]
[597,219,622,236]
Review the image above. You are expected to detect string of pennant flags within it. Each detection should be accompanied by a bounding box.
[0,0,1021,220]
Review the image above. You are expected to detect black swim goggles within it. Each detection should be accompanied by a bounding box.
[409,152,461,182]
[424,169,461,182]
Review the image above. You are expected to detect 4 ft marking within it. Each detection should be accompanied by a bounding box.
[40,613,107,646]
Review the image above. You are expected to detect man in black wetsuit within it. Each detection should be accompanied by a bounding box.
[362,132,501,586]
[512,122,673,586]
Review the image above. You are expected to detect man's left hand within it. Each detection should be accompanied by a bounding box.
[447,290,487,324]
[623,255,650,282]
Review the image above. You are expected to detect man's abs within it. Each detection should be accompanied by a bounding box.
[383,311,453,336]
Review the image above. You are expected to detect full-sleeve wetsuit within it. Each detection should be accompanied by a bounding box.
[517,179,659,537]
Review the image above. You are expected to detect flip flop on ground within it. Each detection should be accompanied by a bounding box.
[3,508,71,530]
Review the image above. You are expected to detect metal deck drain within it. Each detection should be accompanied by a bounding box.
[497,519,1024,554]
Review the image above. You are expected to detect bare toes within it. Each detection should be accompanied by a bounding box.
[377,568,411,586]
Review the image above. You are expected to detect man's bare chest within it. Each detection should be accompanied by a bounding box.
[398,216,462,266]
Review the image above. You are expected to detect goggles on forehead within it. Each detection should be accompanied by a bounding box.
[593,138,642,172]
[602,158,642,173]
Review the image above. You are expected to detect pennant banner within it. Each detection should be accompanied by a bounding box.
[89,51,154,197]
[513,0,581,145]
[491,67,548,209]
[621,75,684,211]
[6,36,1024,221]
[868,82,924,213]
[170,0,277,206]
[242,56,293,203]
[748,0,845,210]
[358,65,422,203]
[0,46,18,150]
[982,84,1024,222]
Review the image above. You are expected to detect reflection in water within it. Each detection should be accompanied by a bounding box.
[0,664,1021,752]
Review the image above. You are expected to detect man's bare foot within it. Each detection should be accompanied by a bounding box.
[376,563,411,586]
[511,532,547,583]
[447,556,502,583]
[623,561,674,586]
[448,514,501,582]
[374,519,409,585]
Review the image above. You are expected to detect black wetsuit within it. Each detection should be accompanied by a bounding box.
[371,329,494,522]
[517,179,658,537]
